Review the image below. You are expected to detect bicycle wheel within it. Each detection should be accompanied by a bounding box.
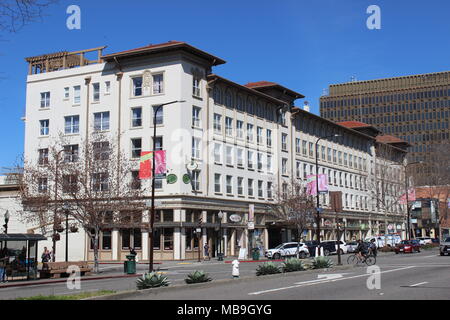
[347,254,358,265]
[365,255,376,266]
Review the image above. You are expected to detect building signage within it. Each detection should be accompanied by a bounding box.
[167,174,177,184]
[306,174,329,196]
[182,174,191,184]
[229,214,242,223]
[249,204,255,222]
[247,221,255,230]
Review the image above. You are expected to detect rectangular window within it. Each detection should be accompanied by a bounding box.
[237,177,243,195]
[296,161,301,178]
[214,143,222,163]
[105,81,111,94]
[296,138,301,153]
[64,115,79,134]
[302,141,307,155]
[63,144,79,163]
[226,175,233,194]
[62,174,77,193]
[237,120,244,139]
[282,133,287,151]
[247,150,254,169]
[163,228,173,250]
[93,141,110,161]
[131,170,141,190]
[321,146,326,161]
[214,173,221,193]
[214,114,222,133]
[309,142,314,157]
[131,138,142,159]
[266,129,272,147]
[93,173,108,192]
[257,127,263,144]
[193,76,201,97]
[64,87,69,100]
[282,158,288,175]
[247,124,254,142]
[248,179,254,196]
[40,92,50,108]
[73,86,81,104]
[152,74,164,94]
[192,137,201,159]
[153,106,163,125]
[192,106,201,127]
[94,112,110,131]
[38,177,48,193]
[267,182,273,199]
[191,170,200,191]
[133,77,143,96]
[237,148,244,167]
[258,180,263,198]
[267,154,272,173]
[257,152,263,170]
[153,136,163,151]
[226,146,233,165]
[132,107,142,127]
[225,117,233,136]
[92,83,100,102]
[38,148,49,165]
[40,119,49,136]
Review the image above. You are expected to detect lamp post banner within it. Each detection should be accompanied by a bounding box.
[306,174,328,196]
[139,150,166,179]
[399,188,416,204]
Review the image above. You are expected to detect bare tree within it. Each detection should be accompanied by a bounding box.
[267,178,315,258]
[18,132,147,272]
[0,0,58,33]
[367,143,408,237]
[412,141,450,240]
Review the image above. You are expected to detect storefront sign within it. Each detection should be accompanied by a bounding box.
[229,214,242,223]
[247,221,255,230]
[306,174,329,196]
[182,174,191,184]
[167,174,177,184]
[249,204,254,222]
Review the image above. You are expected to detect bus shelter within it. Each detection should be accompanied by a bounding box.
[0,234,47,281]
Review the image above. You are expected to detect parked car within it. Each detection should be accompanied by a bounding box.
[304,240,336,256]
[394,240,421,254]
[432,238,440,244]
[439,237,450,256]
[346,241,359,253]
[265,242,310,259]
[321,240,348,255]
[365,234,402,248]
[417,237,433,245]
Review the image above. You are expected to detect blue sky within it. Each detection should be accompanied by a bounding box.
[1,0,450,168]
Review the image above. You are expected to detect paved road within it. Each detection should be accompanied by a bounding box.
[0,249,448,300]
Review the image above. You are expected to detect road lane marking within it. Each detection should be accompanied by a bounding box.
[409,282,428,287]
[248,266,415,296]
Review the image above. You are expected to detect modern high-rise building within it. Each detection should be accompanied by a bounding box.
[320,72,450,162]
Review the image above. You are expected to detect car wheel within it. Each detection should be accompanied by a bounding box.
[324,249,330,256]
[273,253,281,260]
[299,252,306,259]
[395,251,399,254]
[440,252,445,256]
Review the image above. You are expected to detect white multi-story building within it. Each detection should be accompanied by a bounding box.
[21,41,408,261]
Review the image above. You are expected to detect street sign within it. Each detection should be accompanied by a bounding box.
[316,208,324,213]
[229,214,242,223]
[167,174,177,184]
[247,221,255,230]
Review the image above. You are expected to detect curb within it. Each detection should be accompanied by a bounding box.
[0,273,138,289]
[85,264,355,300]
[224,259,284,263]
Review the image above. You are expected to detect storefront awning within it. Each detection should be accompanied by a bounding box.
[0,234,47,241]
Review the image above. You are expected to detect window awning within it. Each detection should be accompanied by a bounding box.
[0,234,47,241]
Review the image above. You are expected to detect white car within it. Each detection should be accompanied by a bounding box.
[321,240,348,254]
[265,242,310,259]
[417,237,433,245]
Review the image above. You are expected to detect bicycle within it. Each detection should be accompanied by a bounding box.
[347,251,376,266]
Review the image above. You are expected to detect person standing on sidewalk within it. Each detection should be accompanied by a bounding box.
[203,243,210,261]
[0,248,8,283]
[41,247,51,263]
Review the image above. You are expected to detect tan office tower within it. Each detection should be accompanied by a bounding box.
[320,72,450,162]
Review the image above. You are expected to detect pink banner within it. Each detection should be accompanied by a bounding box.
[154,150,166,177]
[399,188,416,204]
[306,174,328,196]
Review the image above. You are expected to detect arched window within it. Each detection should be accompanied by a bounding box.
[246,97,254,115]
[225,89,233,108]
[236,94,244,111]
[213,86,222,105]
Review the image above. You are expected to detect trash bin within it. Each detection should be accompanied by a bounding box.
[252,248,260,260]
[124,254,136,274]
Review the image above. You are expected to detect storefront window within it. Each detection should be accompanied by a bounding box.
[185,228,193,250]
[153,228,161,250]
[121,229,131,249]
[186,211,193,223]
[163,228,173,250]
[102,230,111,250]
[133,229,142,249]
[163,210,173,222]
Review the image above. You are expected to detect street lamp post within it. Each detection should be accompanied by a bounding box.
[3,210,9,234]
[63,202,69,262]
[403,161,423,240]
[52,149,66,262]
[148,100,185,273]
[217,211,223,261]
[315,134,341,249]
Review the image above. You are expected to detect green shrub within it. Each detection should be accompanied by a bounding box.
[136,272,170,289]
[256,262,282,276]
[185,270,212,284]
[421,243,439,250]
[312,256,333,269]
[282,258,306,273]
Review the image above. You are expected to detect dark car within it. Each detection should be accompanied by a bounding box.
[395,240,421,254]
[304,240,336,256]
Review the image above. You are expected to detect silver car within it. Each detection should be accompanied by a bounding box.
[440,237,450,256]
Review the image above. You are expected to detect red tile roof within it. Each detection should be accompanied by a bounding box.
[338,121,373,129]
[376,135,408,144]
[243,81,304,98]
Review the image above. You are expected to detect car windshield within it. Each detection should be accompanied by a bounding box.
[445,238,450,242]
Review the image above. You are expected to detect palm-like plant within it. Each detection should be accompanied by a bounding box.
[256,262,282,276]
[185,270,212,284]
[282,258,306,272]
[312,256,333,269]
[136,272,170,289]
